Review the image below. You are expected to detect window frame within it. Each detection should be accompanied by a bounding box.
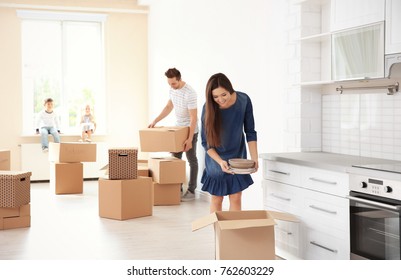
[18,10,107,136]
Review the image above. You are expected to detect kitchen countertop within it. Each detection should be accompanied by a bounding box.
[260,151,401,181]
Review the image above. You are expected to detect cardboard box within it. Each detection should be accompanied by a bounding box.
[98,177,153,220]
[192,210,299,260]
[108,148,138,180]
[153,183,181,205]
[139,126,189,152]
[0,171,31,208]
[49,142,97,163]
[50,162,83,194]
[148,157,186,184]
[0,150,10,170]
[0,204,31,230]
[138,159,149,177]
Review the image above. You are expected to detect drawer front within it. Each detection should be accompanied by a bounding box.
[263,160,301,186]
[303,228,350,260]
[301,189,350,232]
[301,166,349,197]
[263,180,301,214]
[265,206,301,260]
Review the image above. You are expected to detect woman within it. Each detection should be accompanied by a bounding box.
[201,73,259,213]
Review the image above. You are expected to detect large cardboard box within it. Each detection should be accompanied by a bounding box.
[192,210,299,260]
[148,157,186,184]
[139,126,189,152]
[0,150,10,170]
[0,204,31,230]
[50,162,83,194]
[98,177,153,220]
[0,171,31,208]
[49,142,97,163]
[153,183,181,205]
[108,148,138,180]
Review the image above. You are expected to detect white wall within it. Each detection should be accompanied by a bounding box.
[145,0,289,210]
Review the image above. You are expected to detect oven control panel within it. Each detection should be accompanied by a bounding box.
[349,174,401,200]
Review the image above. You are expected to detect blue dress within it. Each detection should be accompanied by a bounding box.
[200,91,257,196]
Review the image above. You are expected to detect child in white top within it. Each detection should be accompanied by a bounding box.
[35,98,60,152]
[79,104,96,142]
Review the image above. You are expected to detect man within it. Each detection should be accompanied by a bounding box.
[148,68,199,201]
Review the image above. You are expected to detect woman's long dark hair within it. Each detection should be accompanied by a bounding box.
[204,73,235,148]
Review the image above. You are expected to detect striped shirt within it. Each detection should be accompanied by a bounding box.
[169,83,198,133]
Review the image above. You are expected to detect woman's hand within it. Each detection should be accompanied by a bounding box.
[219,160,234,174]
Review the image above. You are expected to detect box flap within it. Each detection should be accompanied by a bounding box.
[99,164,108,171]
[218,218,276,230]
[267,210,299,223]
[192,213,218,231]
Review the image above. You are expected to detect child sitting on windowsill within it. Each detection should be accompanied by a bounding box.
[79,104,96,142]
[35,97,61,152]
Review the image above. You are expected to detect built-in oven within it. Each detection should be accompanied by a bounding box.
[349,173,401,260]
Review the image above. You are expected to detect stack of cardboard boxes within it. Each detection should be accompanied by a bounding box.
[139,127,189,205]
[49,142,97,194]
[0,150,32,230]
[98,148,153,220]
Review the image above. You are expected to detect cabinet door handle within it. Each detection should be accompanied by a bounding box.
[271,193,291,201]
[309,205,337,215]
[309,177,337,185]
[310,241,338,253]
[269,169,290,176]
[276,227,292,235]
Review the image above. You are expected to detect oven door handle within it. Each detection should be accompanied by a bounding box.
[347,195,401,211]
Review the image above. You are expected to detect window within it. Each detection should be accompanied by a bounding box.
[19,10,107,135]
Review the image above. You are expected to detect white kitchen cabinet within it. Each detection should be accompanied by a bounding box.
[262,159,350,260]
[301,182,350,260]
[263,180,302,260]
[330,0,385,32]
[385,0,401,54]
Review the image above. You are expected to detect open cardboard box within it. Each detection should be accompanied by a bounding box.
[192,210,299,260]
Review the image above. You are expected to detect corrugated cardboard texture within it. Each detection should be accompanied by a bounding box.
[50,162,83,194]
[217,225,276,260]
[0,150,11,171]
[49,142,97,163]
[108,148,138,180]
[139,126,189,152]
[0,171,31,208]
[98,177,153,220]
[153,183,181,205]
[192,210,299,260]
[149,157,186,184]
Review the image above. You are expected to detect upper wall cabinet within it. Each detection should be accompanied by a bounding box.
[330,0,385,32]
[331,22,385,81]
[385,0,401,54]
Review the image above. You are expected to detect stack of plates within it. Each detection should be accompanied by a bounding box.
[228,158,256,174]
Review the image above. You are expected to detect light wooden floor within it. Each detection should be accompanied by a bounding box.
[0,180,215,260]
